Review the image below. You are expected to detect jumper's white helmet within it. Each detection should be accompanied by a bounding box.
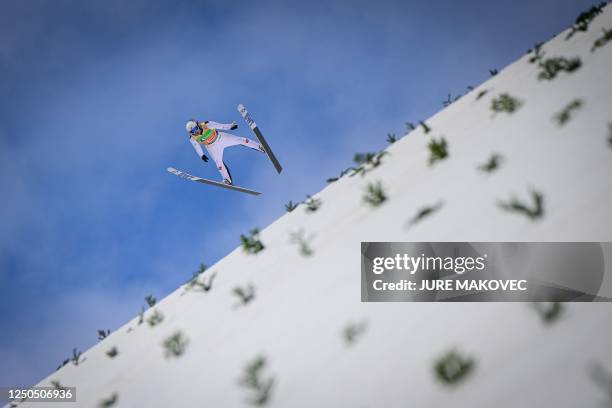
[185,120,199,134]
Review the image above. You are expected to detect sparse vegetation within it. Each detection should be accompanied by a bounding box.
[528,42,545,63]
[478,153,503,173]
[57,348,82,370]
[195,263,207,275]
[489,68,498,76]
[434,350,475,384]
[419,121,431,133]
[322,146,392,184]
[136,295,159,326]
[147,309,165,327]
[343,320,368,346]
[241,228,265,254]
[106,347,119,358]
[285,200,298,212]
[554,99,583,125]
[340,167,356,177]
[407,202,444,226]
[200,272,217,291]
[184,264,206,289]
[289,230,314,257]
[386,133,397,144]
[303,195,322,213]
[592,27,612,52]
[498,189,545,220]
[98,392,118,407]
[538,57,581,80]
[475,89,488,101]
[51,380,67,391]
[406,121,416,131]
[145,294,156,308]
[233,283,256,307]
[491,93,522,114]
[162,331,189,358]
[428,137,448,165]
[532,302,564,323]
[350,151,388,177]
[327,166,358,183]
[363,181,387,207]
[442,93,461,107]
[97,329,111,341]
[138,306,145,325]
[238,355,275,406]
[566,2,607,39]
[70,348,81,365]
[442,85,477,106]
[185,271,217,293]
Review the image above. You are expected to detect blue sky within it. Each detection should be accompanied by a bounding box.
[0,0,590,388]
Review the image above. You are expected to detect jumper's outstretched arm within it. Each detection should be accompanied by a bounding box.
[207,121,235,130]
[189,137,207,161]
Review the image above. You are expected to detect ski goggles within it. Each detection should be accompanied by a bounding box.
[189,123,200,135]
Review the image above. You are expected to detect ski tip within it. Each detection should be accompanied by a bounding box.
[167,167,177,172]
[237,103,245,112]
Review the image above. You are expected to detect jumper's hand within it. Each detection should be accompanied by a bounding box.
[230,122,238,130]
[201,155,209,162]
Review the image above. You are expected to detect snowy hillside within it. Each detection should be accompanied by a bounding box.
[10,4,612,408]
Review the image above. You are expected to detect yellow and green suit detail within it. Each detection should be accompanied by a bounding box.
[193,124,219,145]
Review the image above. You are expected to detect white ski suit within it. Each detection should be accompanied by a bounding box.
[189,121,263,183]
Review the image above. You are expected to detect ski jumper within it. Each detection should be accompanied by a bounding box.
[189,121,263,183]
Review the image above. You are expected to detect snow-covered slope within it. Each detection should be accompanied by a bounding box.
[13,6,612,408]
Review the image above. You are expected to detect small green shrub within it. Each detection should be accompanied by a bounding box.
[241,229,265,254]
[419,121,431,133]
[491,93,522,114]
[498,189,545,220]
[303,195,322,213]
[97,329,111,341]
[428,137,448,165]
[592,27,612,52]
[145,294,156,308]
[285,200,298,212]
[532,302,564,323]
[538,57,581,80]
[566,2,607,39]
[528,42,545,63]
[238,355,275,406]
[407,202,444,227]
[233,283,256,307]
[475,89,488,101]
[434,350,475,384]
[342,320,368,346]
[554,99,583,126]
[478,153,503,173]
[147,309,165,327]
[98,393,118,407]
[289,230,314,257]
[363,181,387,207]
[162,331,189,358]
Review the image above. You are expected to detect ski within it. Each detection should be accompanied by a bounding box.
[237,104,282,174]
[167,167,261,196]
